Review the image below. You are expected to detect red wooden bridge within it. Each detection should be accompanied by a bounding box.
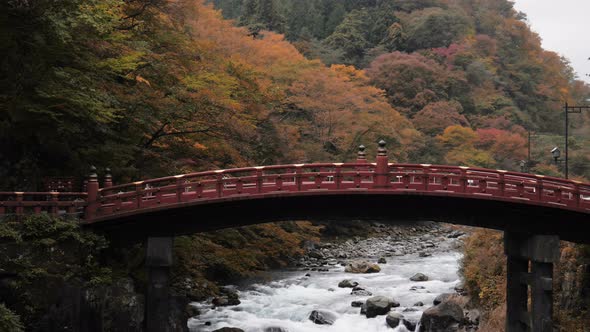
[1,142,588,223]
[1,141,589,332]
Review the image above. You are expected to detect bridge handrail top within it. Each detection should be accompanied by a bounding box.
[0,191,87,197]
[98,163,589,193]
[388,164,584,184]
[99,162,375,192]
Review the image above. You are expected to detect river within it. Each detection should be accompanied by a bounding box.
[188,224,464,332]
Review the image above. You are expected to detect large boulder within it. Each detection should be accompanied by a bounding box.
[410,273,429,282]
[338,279,359,288]
[386,312,404,328]
[419,301,464,331]
[345,261,381,274]
[433,293,461,305]
[364,296,399,318]
[309,310,337,325]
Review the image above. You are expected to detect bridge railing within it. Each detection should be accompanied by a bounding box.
[94,163,379,217]
[0,192,87,217]
[89,161,590,220]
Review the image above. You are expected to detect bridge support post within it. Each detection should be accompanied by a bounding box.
[85,166,99,219]
[504,232,559,332]
[374,140,389,187]
[145,237,174,332]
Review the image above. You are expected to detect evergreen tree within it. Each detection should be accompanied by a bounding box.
[324,3,346,37]
[324,9,370,65]
[257,0,286,33]
[239,0,259,26]
[239,0,286,33]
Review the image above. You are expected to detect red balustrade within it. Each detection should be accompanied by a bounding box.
[0,192,88,217]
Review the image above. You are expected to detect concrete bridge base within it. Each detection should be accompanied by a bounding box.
[505,232,559,332]
[145,237,174,332]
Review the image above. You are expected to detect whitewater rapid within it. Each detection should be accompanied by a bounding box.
[189,240,462,332]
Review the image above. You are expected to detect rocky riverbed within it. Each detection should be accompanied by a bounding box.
[188,222,479,332]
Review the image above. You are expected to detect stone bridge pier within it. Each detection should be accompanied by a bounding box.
[145,237,174,332]
[505,232,559,332]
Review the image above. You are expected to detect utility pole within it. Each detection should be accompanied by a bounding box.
[527,130,531,166]
[564,102,590,179]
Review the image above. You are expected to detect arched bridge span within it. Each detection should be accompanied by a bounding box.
[0,143,589,241]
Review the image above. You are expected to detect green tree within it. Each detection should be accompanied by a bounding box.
[0,304,23,332]
[406,8,472,51]
[324,9,370,65]
[239,0,286,33]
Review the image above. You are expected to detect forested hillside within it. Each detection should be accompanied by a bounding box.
[3,0,590,190]
[213,0,590,176]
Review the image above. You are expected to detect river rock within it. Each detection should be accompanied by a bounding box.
[413,301,424,306]
[454,283,467,295]
[213,328,244,332]
[309,310,337,325]
[264,327,288,332]
[345,261,381,273]
[409,273,428,282]
[351,288,373,296]
[419,252,432,257]
[212,294,240,307]
[386,312,404,328]
[338,279,359,288]
[212,288,241,307]
[351,300,364,307]
[364,296,398,318]
[447,230,465,238]
[402,318,417,331]
[466,309,480,325]
[419,301,464,331]
[378,257,387,264]
[308,250,324,259]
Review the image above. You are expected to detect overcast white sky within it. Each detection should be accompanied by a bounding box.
[512,0,590,83]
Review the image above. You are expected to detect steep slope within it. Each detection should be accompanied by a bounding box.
[212,0,590,176]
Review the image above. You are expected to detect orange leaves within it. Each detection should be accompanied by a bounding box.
[461,229,507,310]
[436,125,526,168]
[134,75,151,86]
[475,128,526,162]
[413,101,469,136]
